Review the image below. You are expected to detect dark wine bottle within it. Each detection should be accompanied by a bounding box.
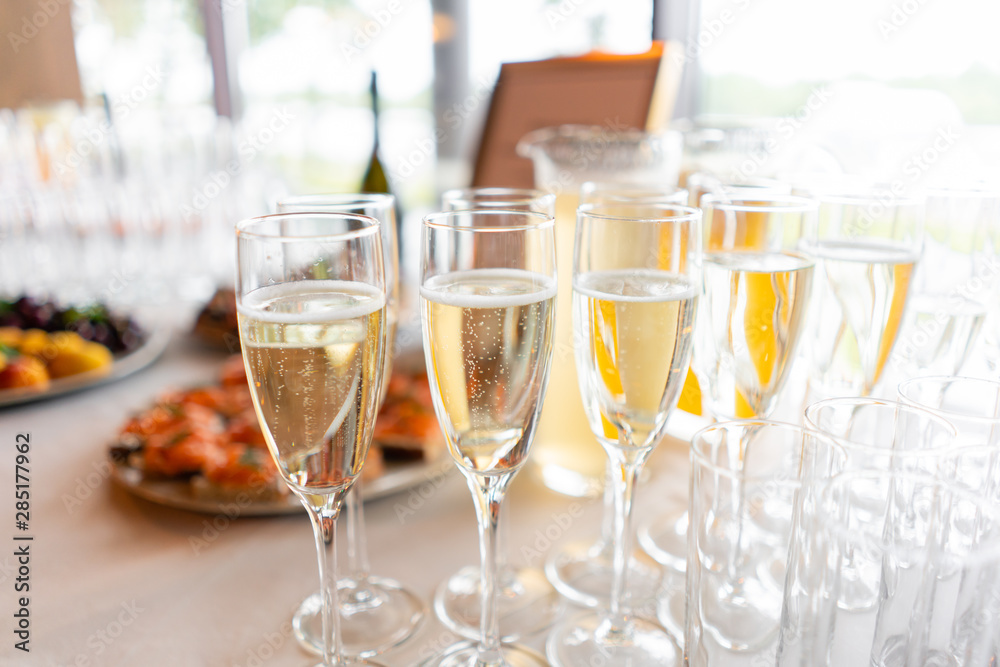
[360,71,403,251]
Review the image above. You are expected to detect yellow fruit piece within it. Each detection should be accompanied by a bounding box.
[18,329,51,357]
[0,350,6,373]
[0,327,23,347]
[46,341,113,379]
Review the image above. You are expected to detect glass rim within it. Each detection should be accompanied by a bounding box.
[690,419,844,486]
[898,375,1000,426]
[236,211,381,242]
[699,193,818,212]
[422,208,554,232]
[804,396,958,454]
[276,192,395,211]
[577,202,701,223]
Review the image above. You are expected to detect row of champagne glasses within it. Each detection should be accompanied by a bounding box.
[233,177,1000,665]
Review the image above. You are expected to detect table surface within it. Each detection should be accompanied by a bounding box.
[0,325,697,667]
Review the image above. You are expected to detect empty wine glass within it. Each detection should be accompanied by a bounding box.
[275,194,423,658]
[419,209,556,666]
[236,211,388,666]
[547,202,701,665]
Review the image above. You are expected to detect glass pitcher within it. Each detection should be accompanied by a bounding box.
[516,124,683,496]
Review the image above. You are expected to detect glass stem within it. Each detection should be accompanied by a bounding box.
[345,480,371,581]
[307,503,343,667]
[600,459,617,548]
[467,472,511,666]
[609,446,646,629]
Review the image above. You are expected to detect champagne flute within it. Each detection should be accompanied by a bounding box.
[420,209,556,667]
[274,194,423,658]
[892,187,999,377]
[645,195,817,635]
[798,186,924,400]
[433,188,563,643]
[544,182,689,612]
[547,202,701,666]
[236,211,388,667]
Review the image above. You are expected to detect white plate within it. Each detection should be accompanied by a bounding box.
[110,451,454,516]
[0,327,172,408]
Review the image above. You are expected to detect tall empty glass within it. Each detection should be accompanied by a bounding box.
[804,189,924,400]
[777,470,1000,667]
[433,188,563,643]
[547,202,700,666]
[236,212,388,667]
[275,194,422,658]
[419,209,556,667]
[684,421,845,666]
[517,124,684,498]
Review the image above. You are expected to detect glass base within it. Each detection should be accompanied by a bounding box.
[434,565,564,641]
[544,539,661,611]
[637,503,689,573]
[294,576,425,658]
[419,640,550,667]
[308,660,387,667]
[546,611,679,667]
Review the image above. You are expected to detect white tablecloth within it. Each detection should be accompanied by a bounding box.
[0,330,694,667]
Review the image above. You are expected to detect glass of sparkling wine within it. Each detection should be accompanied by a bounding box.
[800,187,924,400]
[547,202,702,666]
[275,194,424,658]
[891,187,1000,377]
[544,182,690,613]
[649,193,818,634]
[236,212,388,667]
[419,209,556,667]
[432,188,563,644]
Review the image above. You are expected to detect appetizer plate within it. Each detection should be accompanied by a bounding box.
[109,450,455,516]
[0,328,172,408]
